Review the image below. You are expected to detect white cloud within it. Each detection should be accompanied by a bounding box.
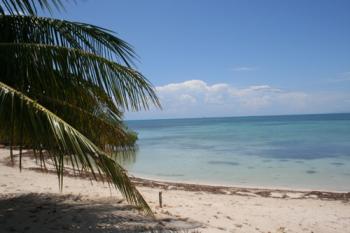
[126,79,350,119]
[179,94,197,104]
[156,80,208,92]
[232,66,256,71]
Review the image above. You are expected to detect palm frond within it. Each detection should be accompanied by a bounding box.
[24,73,130,148]
[0,15,137,66]
[0,1,160,215]
[0,43,161,111]
[0,81,153,215]
[0,0,65,15]
[37,95,137,149]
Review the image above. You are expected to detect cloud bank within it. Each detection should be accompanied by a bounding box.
[126,80,350,119]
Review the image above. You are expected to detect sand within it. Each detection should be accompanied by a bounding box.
[0,148,350,233]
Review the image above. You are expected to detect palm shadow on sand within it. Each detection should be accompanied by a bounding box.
[0,193,200,233]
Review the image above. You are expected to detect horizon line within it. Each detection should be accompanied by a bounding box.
[125,111,350,122]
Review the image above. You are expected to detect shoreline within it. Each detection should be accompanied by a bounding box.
[3,145,350,195]
[20,156,350,201]
[130,176,350,201]
[18,164,350,202]
[24,164,350,202]
[1,149,350,232]
[2,148,349,201]
[129,172,350,194]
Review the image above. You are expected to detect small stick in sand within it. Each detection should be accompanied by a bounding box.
[159,191,163,208]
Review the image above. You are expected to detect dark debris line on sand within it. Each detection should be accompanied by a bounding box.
[131,177,350,202]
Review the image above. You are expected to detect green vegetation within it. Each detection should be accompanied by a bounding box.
[0,0,160,215]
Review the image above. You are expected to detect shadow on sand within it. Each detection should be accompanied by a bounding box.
[0,193,200,233]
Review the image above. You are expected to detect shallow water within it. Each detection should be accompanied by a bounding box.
[125,113,350,191]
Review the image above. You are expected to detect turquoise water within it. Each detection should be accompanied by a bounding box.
[126,113,350,191]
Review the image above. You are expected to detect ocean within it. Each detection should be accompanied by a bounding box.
[125,113,350,191]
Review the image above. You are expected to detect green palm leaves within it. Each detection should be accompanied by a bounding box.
[0,0,159,214]
[0,0,64,15]
[0,81,153,215]
[0,15,138,67]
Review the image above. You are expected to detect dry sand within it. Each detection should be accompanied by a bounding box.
[0,148,350,233]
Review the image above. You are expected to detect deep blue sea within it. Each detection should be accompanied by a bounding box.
[125,113,350,191]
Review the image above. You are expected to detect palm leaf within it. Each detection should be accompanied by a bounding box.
[0,81,153,215]
[0,15,137,66]
[25,74,131,148]
[0,0,161,215]
[36,94,137,149]
[0,43,161,111]
[0,0,65,15]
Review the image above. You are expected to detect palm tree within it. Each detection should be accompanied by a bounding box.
[0,0,160,214]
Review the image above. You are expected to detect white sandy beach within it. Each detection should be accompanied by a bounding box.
[1,148,350,233]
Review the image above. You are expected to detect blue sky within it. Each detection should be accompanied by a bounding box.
[49,0,350,119]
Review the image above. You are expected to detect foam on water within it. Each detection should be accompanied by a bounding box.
[125,113,350,191]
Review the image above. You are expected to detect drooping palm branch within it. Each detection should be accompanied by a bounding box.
[0,42,159,110]
[0,81,152,215]
[0,0,160,215]
[0,15,160,110]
